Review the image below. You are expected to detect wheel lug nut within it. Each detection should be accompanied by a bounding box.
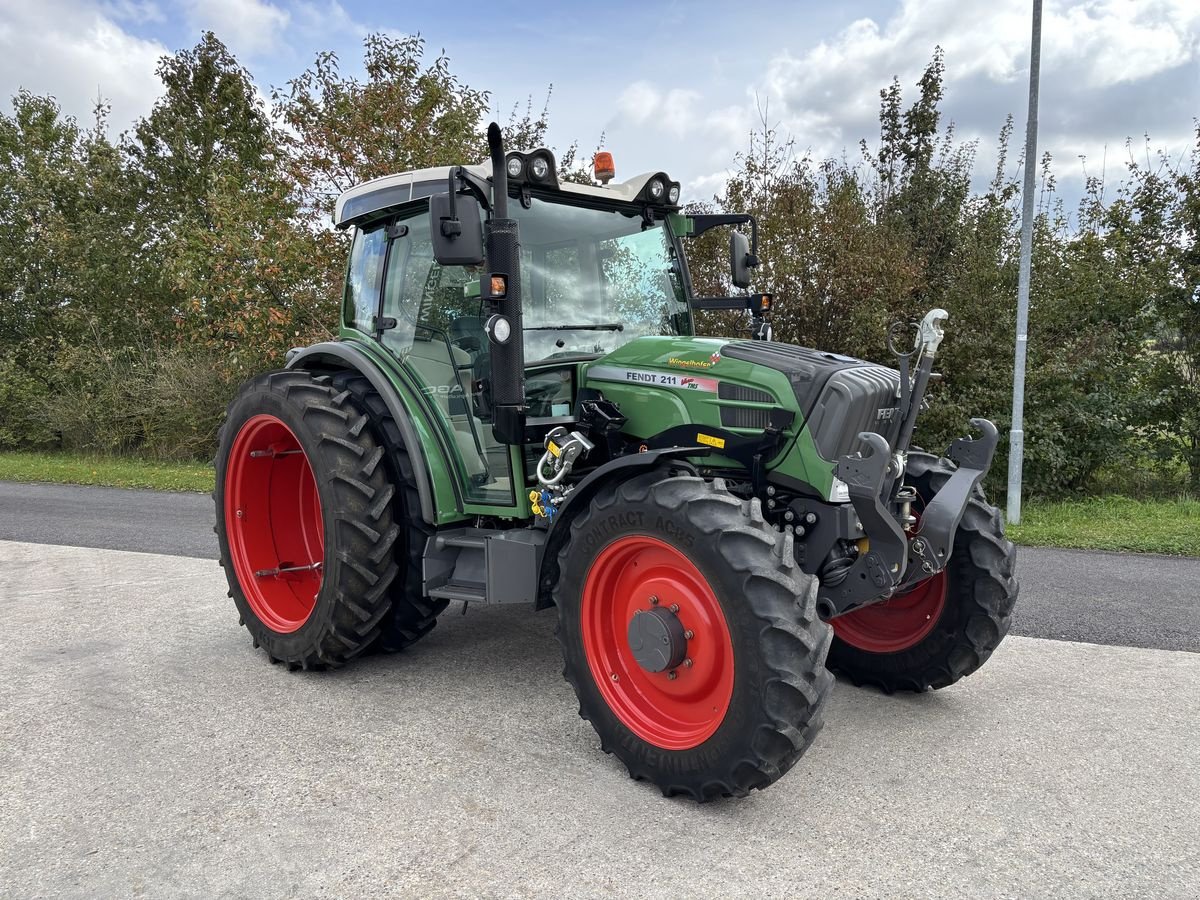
[669,603,680,613]
[649,595,659,605]
[684,658,693,668]
[683,630,694,640]
[667,670,677,680]
[611,673,619,682]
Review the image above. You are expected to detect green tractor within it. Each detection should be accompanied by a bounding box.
[215,124,1018,800]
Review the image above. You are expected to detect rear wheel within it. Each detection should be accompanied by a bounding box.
[329,371,447,652]
[215,370,400,669]
[554,473,833,800]
[828,452,1018,692]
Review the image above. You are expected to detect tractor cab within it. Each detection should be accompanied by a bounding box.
[329,150,704,515]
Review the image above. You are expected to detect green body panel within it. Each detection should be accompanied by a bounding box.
[328,327,837,524]
[581,336,836,497]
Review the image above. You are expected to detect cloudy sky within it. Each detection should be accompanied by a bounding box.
[1,0,1196,205]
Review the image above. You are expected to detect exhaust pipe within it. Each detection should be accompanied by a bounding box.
[483,123,526,445]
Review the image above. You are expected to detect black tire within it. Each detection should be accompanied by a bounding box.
[553,472,834,801]
[827,451,1019,692]
[329,371,448,651]
[215,370,399,669]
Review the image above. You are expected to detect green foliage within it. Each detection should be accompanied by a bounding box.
[1006,496,1200,556]
[0,450,214,492]
[688,51,1195,499]
[0,33,1194,501]
[273,33,489,221]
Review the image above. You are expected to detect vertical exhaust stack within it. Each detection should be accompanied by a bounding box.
[484,123,526,445]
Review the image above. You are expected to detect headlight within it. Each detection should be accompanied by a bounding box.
[648,178,664,199]
[667,183,680,204]
[827,476,850,504]
[487,315,512,344]
[506,156,524,179]
[529,155,550,180]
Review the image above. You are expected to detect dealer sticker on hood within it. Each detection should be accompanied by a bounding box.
[587,365,718,393]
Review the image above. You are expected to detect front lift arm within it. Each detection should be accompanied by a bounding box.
[817,309,1000,618]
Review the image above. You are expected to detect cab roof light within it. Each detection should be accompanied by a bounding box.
[594,151,615,185]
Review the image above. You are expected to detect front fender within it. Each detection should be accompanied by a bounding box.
[533,447,704,610]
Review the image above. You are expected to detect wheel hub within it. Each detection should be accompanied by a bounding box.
[627,606,688,673]
[580,535,734,750]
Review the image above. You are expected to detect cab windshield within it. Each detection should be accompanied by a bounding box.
[512,196,692,360]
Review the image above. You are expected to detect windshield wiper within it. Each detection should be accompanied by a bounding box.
[524,323,624,332]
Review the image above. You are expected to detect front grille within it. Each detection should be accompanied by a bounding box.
[806,366,900,460]
[720,406,773,430]
[717,382,774,403]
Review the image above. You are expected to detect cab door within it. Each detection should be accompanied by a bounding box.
[376,205,517,508]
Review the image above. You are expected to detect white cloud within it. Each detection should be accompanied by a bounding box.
[291,1,368,42]
[0,0,167,131]
[101,1,164,24]
[759,0,1200,187]
[615,80,701,138]
[181,0,290,58]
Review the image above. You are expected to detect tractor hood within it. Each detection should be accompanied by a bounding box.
[580,335,902,489]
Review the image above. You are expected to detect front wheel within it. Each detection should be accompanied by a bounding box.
[554,473,833,801]
[828,452,1019,692]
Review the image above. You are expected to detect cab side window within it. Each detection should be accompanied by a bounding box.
[343,225,388,332]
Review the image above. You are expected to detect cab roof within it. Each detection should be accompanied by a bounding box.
[334,163,674,228]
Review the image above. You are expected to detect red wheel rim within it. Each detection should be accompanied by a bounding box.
[581,536,734,751]
[223,414,325,634]
[831,570,947,653]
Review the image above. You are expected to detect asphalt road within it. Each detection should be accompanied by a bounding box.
[1,480,1196,653]
[1,539,1197,898]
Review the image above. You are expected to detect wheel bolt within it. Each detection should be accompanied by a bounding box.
[611,673,619,682]
[667,670,677,680]
[236,509,244,519]
[683,629,694,640]
[649,595,659,605]
[669,603,680,613]
[684,658,693,668]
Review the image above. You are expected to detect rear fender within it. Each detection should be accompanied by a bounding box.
[287,341,436,525]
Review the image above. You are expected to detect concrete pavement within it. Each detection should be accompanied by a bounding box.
[1,539,1197,898]
[2,480,1197,653]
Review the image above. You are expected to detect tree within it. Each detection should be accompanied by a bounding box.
[273,33,489,223]
[1140,126,1200,491]
[127,32,276,234]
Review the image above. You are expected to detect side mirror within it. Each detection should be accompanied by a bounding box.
[430,192,484,266]
[730,230,752,289]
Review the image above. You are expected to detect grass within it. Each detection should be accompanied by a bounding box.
[1006,496,1200,556]
[0,451,213,493]
[1,450,1196,555]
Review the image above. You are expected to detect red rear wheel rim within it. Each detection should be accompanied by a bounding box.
[831,570,947,653]
[223,414,324,634]
[581,536,734,751]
